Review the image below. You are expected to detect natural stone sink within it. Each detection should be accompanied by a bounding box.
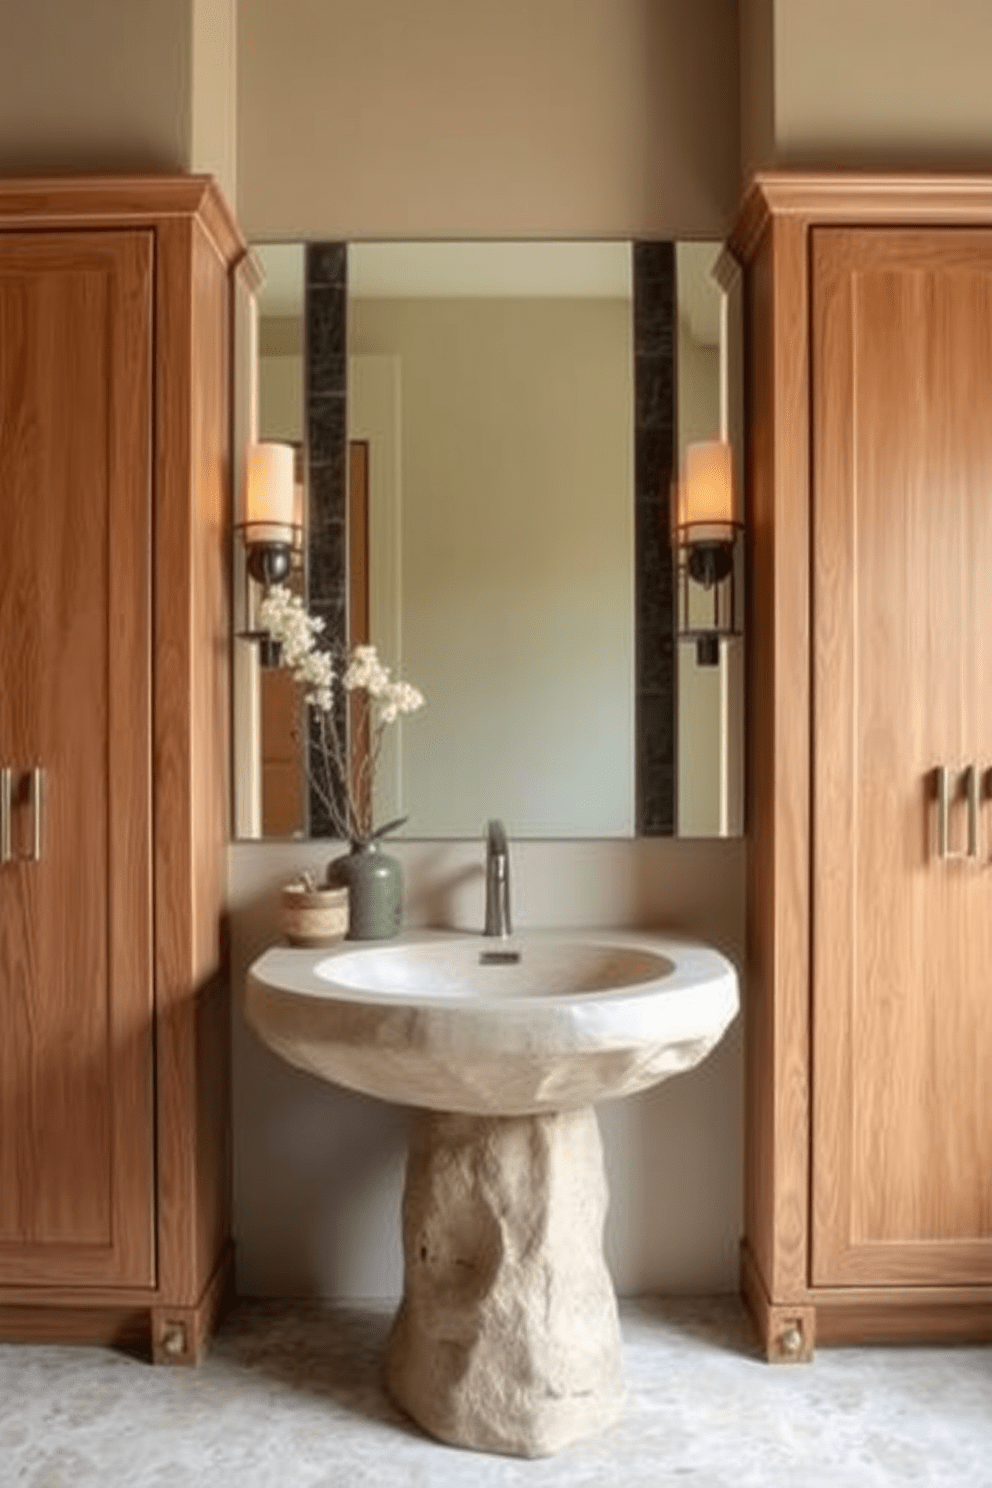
[321,935,671,995]
[246,929,738,1459]
[246,929,736,1116]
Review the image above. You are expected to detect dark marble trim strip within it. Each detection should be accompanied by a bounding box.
[633,241,676,835]
[305,243,348,837]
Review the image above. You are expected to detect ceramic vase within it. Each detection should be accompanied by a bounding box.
[326,840,403,940]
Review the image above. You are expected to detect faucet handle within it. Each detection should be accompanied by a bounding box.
[483,819,512,938]
[486,818,508,855]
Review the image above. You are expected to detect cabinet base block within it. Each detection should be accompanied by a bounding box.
[740,1240,816,1362]
[0,1303,151,1353]
[0,1243,235,1365]
[814,1289,992,1348]
[741,1240,992,1358]
[151,1241,236,1366]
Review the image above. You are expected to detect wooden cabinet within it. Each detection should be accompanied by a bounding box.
[0,229,155,1293]
[732,175,992,1361]
[0,178,246,1362]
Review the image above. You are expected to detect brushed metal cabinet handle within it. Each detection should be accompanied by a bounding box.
[965,763,979,860]
[936,765,951,860]
[0,768,11,865]
[935,765,979,863]
[27,767,43,862]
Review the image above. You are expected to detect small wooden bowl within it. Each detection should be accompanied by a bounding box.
[280,881,349,947]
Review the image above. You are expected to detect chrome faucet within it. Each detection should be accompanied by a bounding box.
[484,819,512,938]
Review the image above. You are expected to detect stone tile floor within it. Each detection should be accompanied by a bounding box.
[1,1296,990,1487]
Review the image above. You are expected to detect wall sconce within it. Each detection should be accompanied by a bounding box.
[237,441,302,587]
[673,439,743,665]
[236,441,303,664]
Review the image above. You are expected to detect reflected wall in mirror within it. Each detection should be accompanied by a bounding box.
[234,238,742,841]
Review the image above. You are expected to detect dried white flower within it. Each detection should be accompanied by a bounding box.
[343,645,392,697]
[257,584,425,843]
[378,680,425,724]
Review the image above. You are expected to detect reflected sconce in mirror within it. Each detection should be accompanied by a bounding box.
[673,439,743,666]
[237,441,302,586]
[236,440,303,664]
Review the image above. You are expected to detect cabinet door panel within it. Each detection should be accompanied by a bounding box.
[812,227,992,1286]
[0,232,155,1288]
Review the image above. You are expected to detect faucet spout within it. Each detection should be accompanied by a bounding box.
[484,818,512,938]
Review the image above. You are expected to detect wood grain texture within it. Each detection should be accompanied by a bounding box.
[0,1305,150,1351]
[731,172,992,263]
[742,226,777,1288]
[767,217,812,1301]
[153,215,234,1315]
[151,1240,234,1366]
[736,175,992,1350]
[1,1244,232,1359]
[0,176,244,273]
[152,216,198,1307]
[261,669,305,836]
[814,1288,992,1347]
[237,246,266,297]
[741,217,811,1305]
[0,231,155,1289]
[0,179,244,1357]
[188,220,234,1300]
[0,1280,158,1308]
[740,1239,817,1362]
[811,228,992,1288]
[0,1241,232,1362]
[744,1266,992,1352]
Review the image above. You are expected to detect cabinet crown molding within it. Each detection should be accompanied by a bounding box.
[730,170,992,264]
[0,173,246,267]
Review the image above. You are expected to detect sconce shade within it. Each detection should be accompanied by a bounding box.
[243,441,296,543]
[676,439,735,532]
[673,437,743,649]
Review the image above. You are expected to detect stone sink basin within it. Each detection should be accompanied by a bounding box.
[245,928,738,1117]
[245,929,739,1460]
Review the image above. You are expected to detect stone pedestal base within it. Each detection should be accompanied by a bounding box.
[385,1107,623,1458]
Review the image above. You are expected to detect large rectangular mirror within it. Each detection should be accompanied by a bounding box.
[234,239,743,840]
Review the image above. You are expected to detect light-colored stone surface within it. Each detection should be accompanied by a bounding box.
[245,929,739,1115]
[386,1107,622,1457]
[2,1297,992,1486]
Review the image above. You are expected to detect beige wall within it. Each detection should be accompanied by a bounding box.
[676,324,721,462]
[0,0,192,173]
[739,0,775,180]
[777,0,992,166]
[350,295,635,838]
[0,0,236,200]
[257,353,303,444]
[192,0,238,202]
[237,0,741,239]
[744,0,992,172]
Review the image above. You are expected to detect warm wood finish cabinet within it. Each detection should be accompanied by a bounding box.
[0,178,246,1362]
[732,175,992,1360]
[0,230,155,1292]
